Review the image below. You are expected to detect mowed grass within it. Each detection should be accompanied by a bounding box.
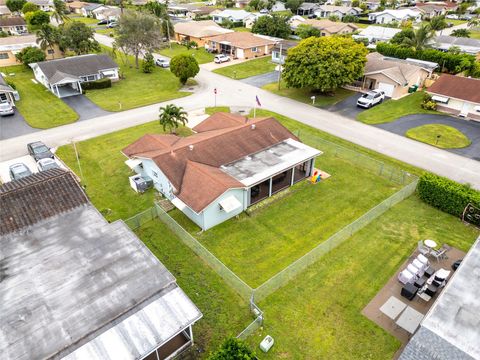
[357,91,441,124]
[262,81,354,108]
[1,65,78,128]
[158,43,214,64]
[406,124,471,149]
[56,121,192,222]
[249,196,479,359]
[470,30,480,40]
[213,57,277,79]
[67,15,99,25]
[85,47,191,111]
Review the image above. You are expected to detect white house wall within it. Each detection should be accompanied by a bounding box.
[202,188,246,230]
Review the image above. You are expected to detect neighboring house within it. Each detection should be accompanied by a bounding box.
[81,3,105,17]
[325,0,353,6]
[414,3,447,18]
[168,3,195,17]
[360,52,434,98]
[291,18,358,36]
[235,0,250,8]
[0,74,16,106]
[173,20,233,47]
[352,26,402,46]
[0,17,27,35]
[271,39,297,64]
[399,235,480,360]
[271,1,286,12]
[212,9,251,24]
[0,5,11,16]
[67,1,89,15]
[92,5,121,21]
[427,74,480,120]
[244,13,268,29]
[296,2,319,16]
[206,32,277,59]
[123,113,322,231]
[186,6,219,19]
[30,54,119,98]
[0,168,202,360]
[314,5,362,20]
[365,0,381,11]
[368,9,422,24]
[0,34,63,66]
[431,35,480,56]
[30,0,54,12]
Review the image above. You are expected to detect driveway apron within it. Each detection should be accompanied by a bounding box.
[62,95,111,121]
[0,112,39,140]
[240,71,279,87]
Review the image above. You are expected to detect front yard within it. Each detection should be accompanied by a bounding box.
[84,48,191,111]
[213,57,277,79]
[158,43,214,64]
[67,15,99,25]
[1,65,78,128]
[406,124,471,149]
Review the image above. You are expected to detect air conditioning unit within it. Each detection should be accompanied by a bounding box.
[129,174,153,193]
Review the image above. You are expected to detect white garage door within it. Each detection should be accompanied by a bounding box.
[377,83,395,97]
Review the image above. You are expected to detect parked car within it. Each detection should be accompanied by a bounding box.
[308,14,317,19]
[9,163,32,181]
[106,21,118,28]
[214,54,231,64]
[155,58,170,68]
[259,8,269,14]
[0,101,14,116]
[27,141,54,161]
[97,19,109,25]
[356,90,385,108]
[446,14,459,19]
[37,158,60,172]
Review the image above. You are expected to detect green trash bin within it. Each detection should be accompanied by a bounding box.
[408,85,418,93]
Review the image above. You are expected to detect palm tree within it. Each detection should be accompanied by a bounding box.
[159,104,188,134]
[51,0,69,25]
[402,24,435,50]
[36,25,58,59]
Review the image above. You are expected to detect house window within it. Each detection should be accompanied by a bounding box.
[0,53,9,59]
[0,93,7,101]
[87,75,96,81]
[273,51,279,59]
[47,49,54,54]
[252,47,258,52]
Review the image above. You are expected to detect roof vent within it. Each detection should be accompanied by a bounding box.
[189,145,194,151]
[251,124,256,130]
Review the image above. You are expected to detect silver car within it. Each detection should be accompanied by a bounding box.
[155,58,170,68]
[37,158,60,172]
[0,101,14,116]
[9,163,32,181]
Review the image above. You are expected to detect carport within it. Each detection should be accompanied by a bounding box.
[50,74,82,98]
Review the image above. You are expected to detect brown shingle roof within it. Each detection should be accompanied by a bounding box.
[123,114,298,212]
[0,16,26,27]
[174,20,233,38]
[302,19,358,33]
[0,169,89,235]
[192,112,246,132]
[427,74,480,104]
[207,32,276,49]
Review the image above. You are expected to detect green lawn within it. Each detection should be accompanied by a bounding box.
[213,57,277,79]
[406,124,471,149]
[84,47,191,111]
[470,30,480,40]
[357,92,441,124]
[262,81,355,108]
[158,43,214,64]
[95,27,115,36]
[67,15,98,25]
[205,106,230,114]
[233,26,251,32]
[1,65,78,128]
[249,195,479,359]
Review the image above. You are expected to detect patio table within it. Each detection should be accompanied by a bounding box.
[396,306,424,334]
[424,239,437,249]
[380,296,407,320]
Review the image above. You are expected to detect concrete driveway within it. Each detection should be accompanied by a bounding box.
[62,95,111,121]
[0,111,39,140]
[241,71,279,88]
[376,114,480,161]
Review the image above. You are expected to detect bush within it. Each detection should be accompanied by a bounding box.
[421,100,437,110]
[142,52,155,73]
[0,31,7,38]
[342,14,358,23]
[15,46,46,65]
[22,1,38,14]
[81,77,112,90]
[170,54,199,84]
[417,173,480,218]
[207,337,256,360]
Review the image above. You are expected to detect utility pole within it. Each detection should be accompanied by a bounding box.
[72,140,84,182]
[277,42,283,91]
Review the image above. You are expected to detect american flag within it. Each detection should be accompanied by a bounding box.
[256,95,261,107]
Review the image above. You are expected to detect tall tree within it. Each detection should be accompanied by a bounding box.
[144,1,173,39]
[285,0,303,13]
[25,10,50,30]
[21,2,38,14]
[283,36,368,93]
[115,11,163,68]
[59,21,100,55]
[400,24,435,50]
[51,0,69,24]
[158,104,188,134]
[36,24,58,59]
[6,0,26,13]
[296,24,320,39]
[429,15,447,31]
[251,14,291,39]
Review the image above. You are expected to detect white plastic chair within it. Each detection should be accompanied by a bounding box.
[407,264,421,278]
[417,240,430,256]
[416,253,429,267]
[412,259,426,274]
[398,269,415,284]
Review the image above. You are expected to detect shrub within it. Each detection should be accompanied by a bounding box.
[142,52,155,73]
[207,337,256,360]
[15,46,45,65]
[421,100,437,111]
[417,173,480,218]
[81,77,112,90]
[170,54,199,84]
[0,31,7,38]
[22,1,38,14]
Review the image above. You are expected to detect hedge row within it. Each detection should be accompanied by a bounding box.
[82,77,112,90]
[376,42,477,75]
[417,173,480,218]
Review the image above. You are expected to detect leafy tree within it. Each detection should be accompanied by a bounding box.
[334,0,342,5]
[51,0,69,24]
[342,14,358,23]
[451,28,470,38]
[328,15,340,22]
[142,52,155,73]
[397,24,434,50]
[25,10,50,30]
[429,15,447,30]
[208,338,256,360]
[144,1,174,38]
[115,11,163,68]
[360,3,368,11]
[391,28,415,45]
[6,0,26,13]
[296,24,321,39]
[285,0,303,13]
[21,2,38,14]
[59,21,100,55]
[158,104,188,133]
[36,24,58,59]
[283,36,368,93]
[351,0,359,7]
[170,54,199,84]
[252,14,291,38]
[220,18,235,29]
[15,46,45,65]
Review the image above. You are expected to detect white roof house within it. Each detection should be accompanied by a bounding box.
[212,9,252,24]
[369,9,422,24]
[353,26,402,45]
[431,35,480,55]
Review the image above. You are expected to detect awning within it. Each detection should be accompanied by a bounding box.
[102,70,117,76]
[219,196,242,213]
[125,158,142,169]
[432,95,449,104]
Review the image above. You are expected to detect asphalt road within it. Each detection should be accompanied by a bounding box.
[1,34,479,190]
[0,111,40,140]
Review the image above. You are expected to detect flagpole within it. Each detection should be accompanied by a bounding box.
[253,100,256,118]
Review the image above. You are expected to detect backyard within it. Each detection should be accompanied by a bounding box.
[0,65,78,128]
[84,48,191,111]
[158,43,214,64]
[213,57,277,79]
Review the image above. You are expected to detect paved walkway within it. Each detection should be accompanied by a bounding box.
[62,95,111,121]
[240,71,279,87]
[376,114,480,161]
[0,111,39,140]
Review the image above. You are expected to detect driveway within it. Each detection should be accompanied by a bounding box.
[376,114,480,161]
[240,71,279,87]
[326,93,367,119]
[0,111,39,140]
[62,95,111,121]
